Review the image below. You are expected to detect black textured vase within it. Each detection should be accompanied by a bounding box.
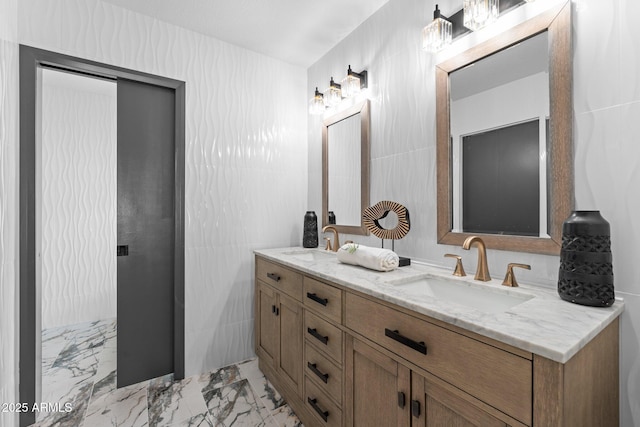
[558,211,614,307]
[303,211,319,248]
[328,211,336,225]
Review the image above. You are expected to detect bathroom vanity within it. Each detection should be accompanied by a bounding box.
[254,248,623,427]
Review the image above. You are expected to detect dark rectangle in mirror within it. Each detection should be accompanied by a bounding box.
[462,119,539,236]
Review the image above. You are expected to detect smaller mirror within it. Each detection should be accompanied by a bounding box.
[322,100,370,235]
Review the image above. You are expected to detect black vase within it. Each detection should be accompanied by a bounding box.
[328,211,336,225]
[303,211,319,248]
[558,211,614,307]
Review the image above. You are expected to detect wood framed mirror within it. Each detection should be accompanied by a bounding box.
[322,99,370,235]
[436,1,572,255]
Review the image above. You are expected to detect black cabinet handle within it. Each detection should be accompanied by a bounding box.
[308,362,329,383]
[271,305,279,316]
[411,400,421,418]
[267,272,281,282]
[307,292,328,306]
[398,392,406,408]
[307,328,329,345]
[308,397,329,422]
[384,328,427,355]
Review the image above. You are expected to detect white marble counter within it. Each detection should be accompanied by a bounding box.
[254,247,624,363]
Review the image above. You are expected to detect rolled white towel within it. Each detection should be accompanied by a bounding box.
[337,243,399,272]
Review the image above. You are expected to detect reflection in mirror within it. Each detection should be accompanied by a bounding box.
[37,68,117,413]
[322,100,370,235]
[328,114,361,226]
[450,32,549,237]
[436,1,572,254]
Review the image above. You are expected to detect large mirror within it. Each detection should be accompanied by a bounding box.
[436,1,572,254]
[322,100,370,235]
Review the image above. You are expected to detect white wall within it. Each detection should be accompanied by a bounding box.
[0,1,307,424]
[0,0,19,423]
[307,0,640,425]
[39,69,117,328]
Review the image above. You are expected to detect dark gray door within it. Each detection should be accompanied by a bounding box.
[117,78,175,387]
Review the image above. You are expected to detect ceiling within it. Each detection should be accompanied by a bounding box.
[101,0,390,67]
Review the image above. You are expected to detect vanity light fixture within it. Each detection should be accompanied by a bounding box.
[340,65,368,98]
[463,0,499,31]
[323,77,342,107]
[423,4,453,52]
[309,87,326,115]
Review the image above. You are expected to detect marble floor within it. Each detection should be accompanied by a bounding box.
[36,320,303,427]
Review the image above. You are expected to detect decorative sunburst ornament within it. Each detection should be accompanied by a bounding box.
[362,200,411,240]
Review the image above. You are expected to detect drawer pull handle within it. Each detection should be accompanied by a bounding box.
[271,305,279,316]
[384,328,427,355]
[307,292,328,306]
[307,327,329,345]
[411,399,421,418]
[307,397,329,422]
[267,272,281,282]
[398,392,406,408]
[308,362,329,383]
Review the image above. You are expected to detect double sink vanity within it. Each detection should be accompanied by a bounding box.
[254,246,623,427]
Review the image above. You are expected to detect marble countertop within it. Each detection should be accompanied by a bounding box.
[254,247,624,363]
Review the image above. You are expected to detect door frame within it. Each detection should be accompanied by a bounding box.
[19,45,185,427]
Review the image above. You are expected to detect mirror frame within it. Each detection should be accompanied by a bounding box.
[436,1,572,255]
[322,99,371,235]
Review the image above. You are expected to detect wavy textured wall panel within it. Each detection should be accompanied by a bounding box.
[40,70,117,329]
[18,0,307,377]
[0,4,19,426]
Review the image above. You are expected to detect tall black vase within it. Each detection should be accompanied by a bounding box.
[558,211,614,307]
[303,211,319,248]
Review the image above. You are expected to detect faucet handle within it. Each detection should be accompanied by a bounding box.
[324,237,333,252]
[502,263,531,287]
[444,254,466,277]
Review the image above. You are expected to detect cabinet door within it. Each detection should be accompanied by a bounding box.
[257,281,278,368]
[345,337,410,427]
[279,292,303,396]
[412,373,507,427]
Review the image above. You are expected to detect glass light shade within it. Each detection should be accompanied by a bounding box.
[341,74,362,98]
[463,0,499,31]
[309,88,325,115]
[422,17,452,52]
[323,78,342,107]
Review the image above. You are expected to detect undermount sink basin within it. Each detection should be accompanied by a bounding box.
[282,249,335,262]
[386,275,534,314]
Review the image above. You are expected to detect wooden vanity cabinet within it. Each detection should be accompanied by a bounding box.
[255,259,304,397]
[254,255,620,427]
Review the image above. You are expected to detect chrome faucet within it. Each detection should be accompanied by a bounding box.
[322,225,340,252]
[462,236,491,281]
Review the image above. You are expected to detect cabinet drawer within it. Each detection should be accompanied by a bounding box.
[256,257,302,301]
[305,342,342,406]
[305,376,342,427]
[345,293,532,425]
[305,311,343,364]
[303,277,343,323]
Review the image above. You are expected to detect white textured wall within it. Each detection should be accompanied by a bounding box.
[0,3,306,420]
[0,0,19,424]
[40,69,117,329]
[308,0,640,425]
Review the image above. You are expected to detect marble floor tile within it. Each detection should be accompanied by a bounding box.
[82,382,149,427]
[203,379,274,427]
[237,360,285,412]
[41,321,302,427]
[148,376,210,427]
[197,365,242,393]
[270,405,304,427]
